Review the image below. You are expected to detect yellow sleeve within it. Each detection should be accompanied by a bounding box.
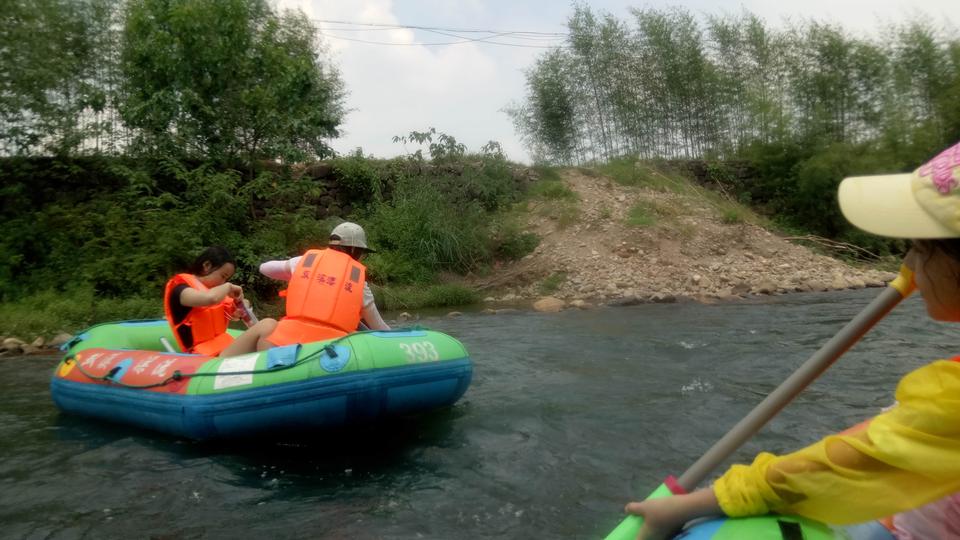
[714,360,960,525]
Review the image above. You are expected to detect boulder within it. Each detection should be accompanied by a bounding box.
[48,332,73,348]
[830,276,849,290]
[805,280,829,292]
[306,162,333,178]
[847,277,866,289]
[750,279,778,295]
[2,338,25,353]
[533,297,565,313]
[649,293,677,304]
[730,281,752,296]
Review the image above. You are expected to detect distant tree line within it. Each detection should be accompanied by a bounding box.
[510,5,960,166]
[1,0,345,165]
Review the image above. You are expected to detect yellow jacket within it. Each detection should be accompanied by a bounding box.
[714,359,960,524]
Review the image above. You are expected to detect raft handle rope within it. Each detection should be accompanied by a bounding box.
[63,326,427,390]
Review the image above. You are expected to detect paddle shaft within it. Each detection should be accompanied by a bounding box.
[677,284,907,490]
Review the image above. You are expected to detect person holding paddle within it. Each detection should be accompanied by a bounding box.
[623,142,960,540]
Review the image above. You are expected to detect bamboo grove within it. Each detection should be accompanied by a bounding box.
[510,5,960,166]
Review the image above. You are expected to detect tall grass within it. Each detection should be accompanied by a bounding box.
[0,288,161,339]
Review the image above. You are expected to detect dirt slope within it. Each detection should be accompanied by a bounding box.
[479,169,895,305]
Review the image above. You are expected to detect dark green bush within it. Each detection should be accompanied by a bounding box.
[364,176,492,280]
[495,231,540,261]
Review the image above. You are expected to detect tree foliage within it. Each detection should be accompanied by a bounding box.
[2,0,345,165]
[511,6,960,165]
[0,0,115,155]
[119,0,345,164]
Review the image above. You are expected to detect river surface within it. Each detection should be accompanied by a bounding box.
[1,289,953,539]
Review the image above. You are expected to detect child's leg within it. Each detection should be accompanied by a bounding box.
[218,318,278,357]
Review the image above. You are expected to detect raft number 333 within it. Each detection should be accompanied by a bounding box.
[399,342,440,363]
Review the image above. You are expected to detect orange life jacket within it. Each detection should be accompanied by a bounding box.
[269,249,366,346]
[163,273,235,355]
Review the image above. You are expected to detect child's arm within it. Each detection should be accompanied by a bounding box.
[259,256,300,281]
[712,360,960,524]
[179,282,241,307]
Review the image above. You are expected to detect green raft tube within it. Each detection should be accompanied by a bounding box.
[50,319,472,440]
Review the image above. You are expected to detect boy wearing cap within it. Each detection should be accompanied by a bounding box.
[260,222,390,347]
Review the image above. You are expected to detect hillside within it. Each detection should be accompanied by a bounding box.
[474,168,896,307]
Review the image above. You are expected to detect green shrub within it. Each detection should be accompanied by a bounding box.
[491,218,540,260]
[532,164,562,183]
[720,207,743,224]
[330,149,384,204]
[496,231,540,260]
[539,272,566,294]
[600,157,688,193]
[626,203,657,227]
[0,141,530,312]
[365,176,492,281]
[373,283,479,311]
[529,179,576,200]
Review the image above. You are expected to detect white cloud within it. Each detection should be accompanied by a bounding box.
[275,0,536,161]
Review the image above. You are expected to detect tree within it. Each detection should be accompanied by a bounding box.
[0,0,113,155]
[119,0,345,165]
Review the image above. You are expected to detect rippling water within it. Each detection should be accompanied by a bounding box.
[1,289,953,539]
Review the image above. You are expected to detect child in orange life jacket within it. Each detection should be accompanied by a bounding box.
[624,141,960,540]
[260,222,390,347]
[164,246,278,357]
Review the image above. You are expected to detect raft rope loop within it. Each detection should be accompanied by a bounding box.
[63,327,425,390]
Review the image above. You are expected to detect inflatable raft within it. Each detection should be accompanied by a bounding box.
[671,515,841,539]
[51,319,472,439]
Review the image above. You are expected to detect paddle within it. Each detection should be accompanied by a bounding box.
[604,266,917,540]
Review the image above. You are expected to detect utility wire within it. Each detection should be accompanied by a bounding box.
[313,18,568,37]
[318,31,566,48]
[312,18,568,48]
[321,25,565,41]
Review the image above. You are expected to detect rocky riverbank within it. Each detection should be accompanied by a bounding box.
[1,333,73,356]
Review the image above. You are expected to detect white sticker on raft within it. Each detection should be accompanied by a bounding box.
[213,353,259,390]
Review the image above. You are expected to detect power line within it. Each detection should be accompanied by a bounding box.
[319,24,565,42]
[317,31,566,48]
[313,18,568,37]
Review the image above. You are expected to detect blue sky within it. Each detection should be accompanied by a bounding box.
[275,0,957,163]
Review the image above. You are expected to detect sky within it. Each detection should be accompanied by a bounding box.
[273,0,957,164]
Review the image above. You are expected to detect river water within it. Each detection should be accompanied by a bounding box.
[1,289,952,539]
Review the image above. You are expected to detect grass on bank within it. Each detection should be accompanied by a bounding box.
[539,272,567,295]
[527,173,581,229]
[0,288,162,340]
[595,157,769,229]
[372,283,479,312]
